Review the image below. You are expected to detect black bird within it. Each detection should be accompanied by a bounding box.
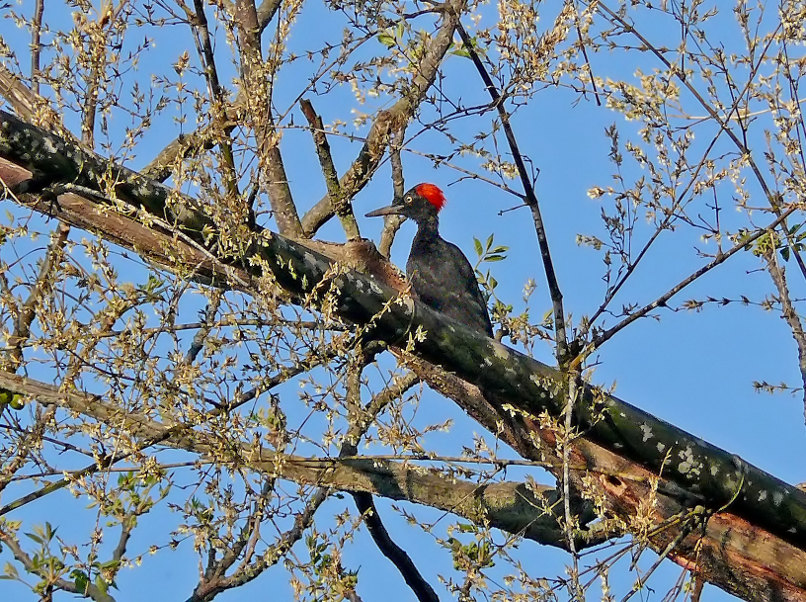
[366,183,493,337]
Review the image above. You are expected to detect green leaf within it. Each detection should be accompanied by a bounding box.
[377,32,395,48]
[71,569,89,593]
[25,532,43,544]
[473,237,483,257]
[0,388,23,409]
[450,44,471,58]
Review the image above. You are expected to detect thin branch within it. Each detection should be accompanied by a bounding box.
[620,507,706,602]
[342,351,437,600]
[591,206,799,348]
[586,120,728,331]
[30,0,44,95]
[763,240,806,424]
[188,489,328,601]
[190,0,239,200]
[3,222,70,372]
[352,492,439,602]
[594,0,806,284]
[300,0,469,236]
[79,4,120,148]
[378,131,406,258]
[562,374,583,599]
[184,290,222,364]
[0,527,115,602]
[300,98,360,240]
[233,0,303,237]
[141,19,349,184]
[452,16,569,363]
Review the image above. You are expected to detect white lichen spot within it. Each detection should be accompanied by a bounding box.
[757,490,768,502]
[43,137,58,154]
[483,357,493,367]
[773,491,784,506]
[656,442,666,453]
[369,280,383,295]
[677,445,701,476]
[639,423,653,442]
[613,442,623,449]
[302,252,318,269]
[710,464,719,476]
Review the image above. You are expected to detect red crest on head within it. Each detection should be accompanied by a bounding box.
[415,183,446,212]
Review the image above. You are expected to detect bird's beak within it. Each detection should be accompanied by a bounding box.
[365,203,403,218]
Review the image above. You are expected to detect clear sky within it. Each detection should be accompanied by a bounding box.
[1,1,801,601]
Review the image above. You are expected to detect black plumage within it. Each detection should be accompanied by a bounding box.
[366,183,493,337]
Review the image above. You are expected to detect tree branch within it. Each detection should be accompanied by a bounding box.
[233,0,302,237]
[300,98,360,241]
[352,491,439,602]
[300,0,469,236]
[452,12,571,363]
[3,113,806,599]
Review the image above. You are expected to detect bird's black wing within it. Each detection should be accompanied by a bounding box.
[408,238,493,337]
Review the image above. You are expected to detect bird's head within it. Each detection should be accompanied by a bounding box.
[365,183,446,224]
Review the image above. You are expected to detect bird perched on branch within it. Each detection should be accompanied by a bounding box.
[366,183,493,337]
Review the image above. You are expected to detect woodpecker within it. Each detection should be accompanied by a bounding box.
[366,183,493,337]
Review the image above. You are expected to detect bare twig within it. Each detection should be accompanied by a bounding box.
[300,0,469,236]
[190,0,239,200]
[233,0,303,237]
[378,131,407,258]
[591,206,799,348]
[452,17,569,363]
[586,122,727,331]
[30,0,44,95]
[341,351,437,600]
[184,290,222,364]
[2,223,70,372]
[300,98,360,240]
[763,240,806,423]
[594,0,806,284]
[188,489,328,601]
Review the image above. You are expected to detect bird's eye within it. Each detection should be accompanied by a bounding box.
[405,195,413,203]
